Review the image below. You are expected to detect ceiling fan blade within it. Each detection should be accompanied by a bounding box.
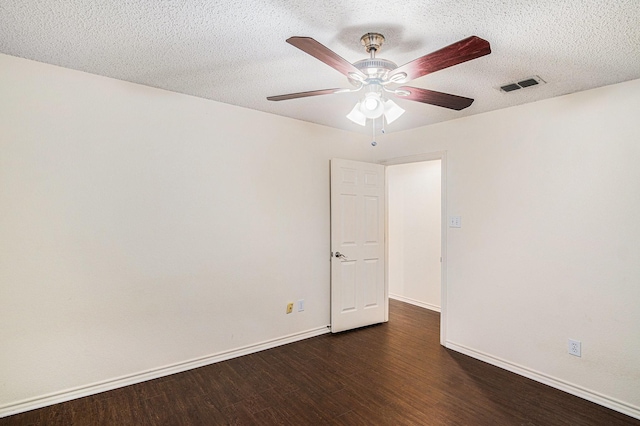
[390,36,491,82]
[396,86,474,110]
[286,37,367,80]
[267,88,345,101]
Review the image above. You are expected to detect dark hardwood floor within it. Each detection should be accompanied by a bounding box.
[2,299,638,425]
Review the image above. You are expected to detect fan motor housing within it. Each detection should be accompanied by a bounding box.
[351,58,398,83]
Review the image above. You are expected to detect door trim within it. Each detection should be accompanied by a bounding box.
[381,151,448,346]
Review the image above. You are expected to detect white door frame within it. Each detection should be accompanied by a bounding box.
[381,151,448,346]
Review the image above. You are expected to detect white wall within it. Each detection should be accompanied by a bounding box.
[387,161,441,311]
[0,53,376,414]
[376,78,640,418]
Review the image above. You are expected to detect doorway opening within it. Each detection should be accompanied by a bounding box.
[383,152,447,345]
[387,160,441,310]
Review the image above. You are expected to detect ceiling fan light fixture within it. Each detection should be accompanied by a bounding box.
[383,99,405,124]
[346,102,367,126]
[269,34,491,138]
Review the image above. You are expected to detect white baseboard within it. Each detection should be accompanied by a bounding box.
[0,326,330,419]
[445,340,640,421]
[390,294,441,313]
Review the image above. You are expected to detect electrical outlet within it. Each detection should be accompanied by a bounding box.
[297,299,305,312]
[286,303,293,314]
[568,339,581,357]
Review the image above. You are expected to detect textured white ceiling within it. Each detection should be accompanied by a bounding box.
[1,0,639,134]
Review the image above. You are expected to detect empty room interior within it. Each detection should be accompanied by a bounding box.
[1,1,640,424]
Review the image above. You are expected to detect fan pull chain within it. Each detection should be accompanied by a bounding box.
[371,117,377,146]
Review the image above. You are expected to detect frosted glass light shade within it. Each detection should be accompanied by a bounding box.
[346,102,367,126]
[363,97,379,111]
[384,99,405,124]
[360,93,385,119]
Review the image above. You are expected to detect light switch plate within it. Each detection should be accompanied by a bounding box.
[449,216,462,228]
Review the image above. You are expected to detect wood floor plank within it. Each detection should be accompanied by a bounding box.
[2,299,638,425]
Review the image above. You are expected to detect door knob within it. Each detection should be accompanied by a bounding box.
[335,252,349,260]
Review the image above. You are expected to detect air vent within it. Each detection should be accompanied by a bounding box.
[500,83,521,92]
[518,78,539,88]
[499,76,545,93]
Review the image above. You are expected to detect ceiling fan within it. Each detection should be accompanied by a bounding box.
[268,33,491,129]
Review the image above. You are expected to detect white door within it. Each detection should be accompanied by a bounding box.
[330,158,386,333]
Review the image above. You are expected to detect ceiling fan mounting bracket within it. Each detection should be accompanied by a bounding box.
[360,33,385,54]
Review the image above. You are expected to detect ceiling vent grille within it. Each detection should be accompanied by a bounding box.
[499,75,545,93]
